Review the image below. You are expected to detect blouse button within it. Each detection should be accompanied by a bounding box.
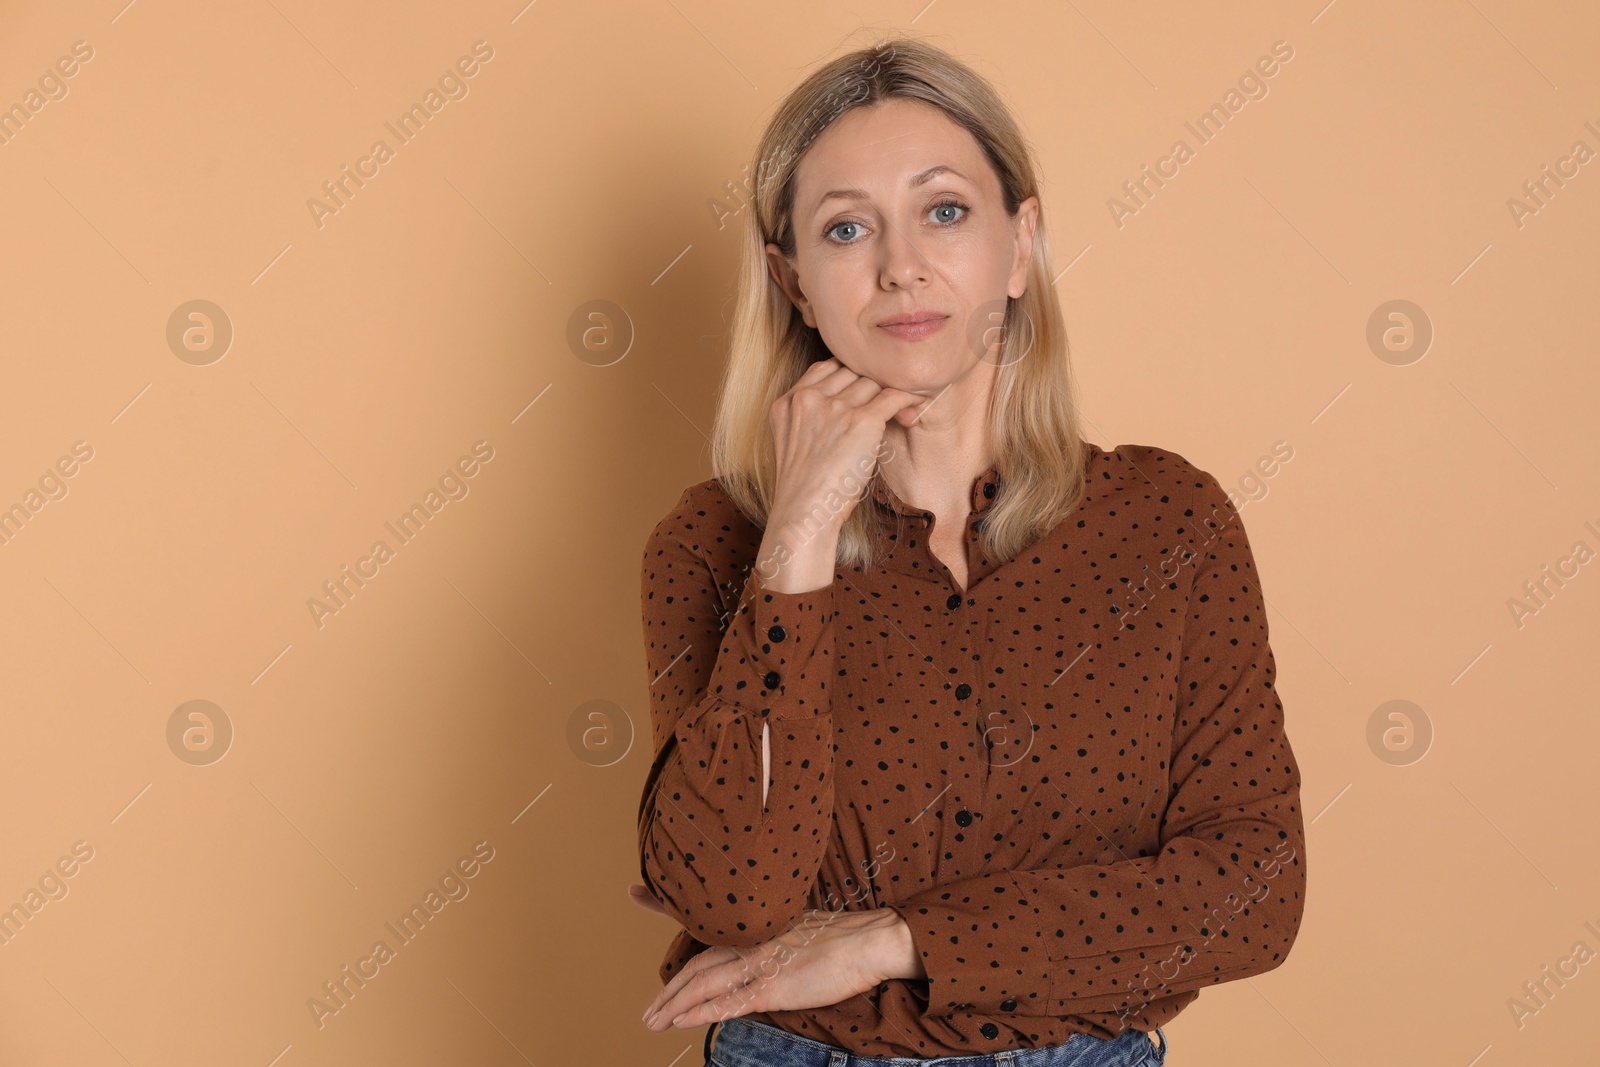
[1000,998,1017,1012]
[954,684,972,700]
[979,1022,999,1039]
[946,593,962,610]
[763,670,781,689]
[954,809,973,826]
[767,624,786,642]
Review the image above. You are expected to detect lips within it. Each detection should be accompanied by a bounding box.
[877,312,948,327]
[877,313,949,341]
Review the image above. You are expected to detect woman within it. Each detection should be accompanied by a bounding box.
[632,36,1305,1067]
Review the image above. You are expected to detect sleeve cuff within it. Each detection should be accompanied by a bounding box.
[705,574,836,720]
[896,883,1056,1023]
[889,877,1055,1017]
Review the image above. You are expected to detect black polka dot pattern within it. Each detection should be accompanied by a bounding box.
[637,441,1306,1058]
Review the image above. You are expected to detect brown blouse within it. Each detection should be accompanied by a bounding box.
[636,440,1306,1057]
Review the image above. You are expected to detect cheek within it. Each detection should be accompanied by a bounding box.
[805,267,868,329]
[952,230,1013,287]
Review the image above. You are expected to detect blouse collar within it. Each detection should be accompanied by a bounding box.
[869,462,1003,519]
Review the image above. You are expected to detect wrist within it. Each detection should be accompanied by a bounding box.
[873,907,926,982]
[756,524,840,594]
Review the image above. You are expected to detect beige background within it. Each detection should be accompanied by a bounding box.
[0,1,1595,1064]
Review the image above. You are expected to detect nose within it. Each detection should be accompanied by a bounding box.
[877,217,933,289]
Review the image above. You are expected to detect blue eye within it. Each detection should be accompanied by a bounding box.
[822,198,971,245]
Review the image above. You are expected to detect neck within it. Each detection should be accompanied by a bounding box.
[879,360,997,518]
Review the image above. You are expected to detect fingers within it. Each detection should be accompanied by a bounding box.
[772,358,840,425]
[863,385,929,424]
[645,952,757,1031]
[784,359,924,413]
[810,360,865,398]
[831,373,923,413]
[799,362,925,416]
[640,940,739,1023]
[665,982,763,1033]
[640,953,710,1017]
[795,356,847,391]
[643,945,727,1021]
[627,883,670,914]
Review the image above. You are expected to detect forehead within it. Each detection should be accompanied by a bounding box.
[794,98,992,206]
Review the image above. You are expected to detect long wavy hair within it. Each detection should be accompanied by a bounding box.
[710,35,1090,571]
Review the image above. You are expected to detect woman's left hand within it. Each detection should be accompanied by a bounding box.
[626,882,670,915]
[639,902,910,1032]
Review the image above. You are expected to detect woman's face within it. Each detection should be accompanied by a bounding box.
[766,97,1038,401]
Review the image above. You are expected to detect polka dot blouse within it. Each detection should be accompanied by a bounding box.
[636,440,1306,1057]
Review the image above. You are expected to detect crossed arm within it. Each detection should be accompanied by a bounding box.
[635,472,1305,1029]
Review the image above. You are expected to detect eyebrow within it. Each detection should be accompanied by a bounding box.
[810,164,972,215]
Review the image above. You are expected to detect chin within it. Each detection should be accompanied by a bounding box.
[870,352,962,389]
[890,365,964,396]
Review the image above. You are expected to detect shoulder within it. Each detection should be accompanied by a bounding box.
[1093,441,1218,494]
[1092,441,1240,544]
[642,475,763,575]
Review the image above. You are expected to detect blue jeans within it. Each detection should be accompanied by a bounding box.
[702,1016,1168,1067]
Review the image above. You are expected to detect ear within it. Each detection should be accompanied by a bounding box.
[1006,196,1039,300]
[765,242,816,328]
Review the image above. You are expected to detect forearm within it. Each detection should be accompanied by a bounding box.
[639,727,836,946]
[638,519,841,947]
[888,819,1304,1017]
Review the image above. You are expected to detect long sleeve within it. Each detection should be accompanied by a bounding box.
[636,487,840,948]
[885,469,1307,1019]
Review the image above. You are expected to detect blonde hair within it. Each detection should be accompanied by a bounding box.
[710,35,1090,571]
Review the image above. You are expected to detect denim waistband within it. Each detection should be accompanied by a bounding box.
[702,1015,1167,1067]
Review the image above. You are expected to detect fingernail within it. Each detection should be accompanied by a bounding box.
[672,1013,687,1026]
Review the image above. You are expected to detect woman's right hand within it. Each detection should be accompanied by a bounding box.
[759,358,926,591]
